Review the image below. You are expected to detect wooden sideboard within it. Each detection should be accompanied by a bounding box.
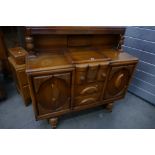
[24,27,138,128]
[8,47,31,106]
[0,30,8,101]
[0,30,10,76]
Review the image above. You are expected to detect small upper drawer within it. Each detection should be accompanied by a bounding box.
[97,64,109,82]
[75,65,88,85]
[75,63,109,84]
[75,82,103,96]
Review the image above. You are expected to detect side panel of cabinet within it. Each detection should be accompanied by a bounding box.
[8,57,31,106]
[104,64,135,100]
[32,72,71,116]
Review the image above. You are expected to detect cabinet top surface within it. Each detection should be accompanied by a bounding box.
[26,48,138,73]
[26,52,73,72]
[66,48,111,64]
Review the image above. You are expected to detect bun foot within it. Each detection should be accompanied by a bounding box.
[105,103,113,112]
[49,117,58,129]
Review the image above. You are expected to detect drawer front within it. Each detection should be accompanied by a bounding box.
[87,64,99,82]
[75,63,108,85]
[18,70,28,86]
[97,65,109,82]
[75,82,103,96]
[75,65,88,85]
[74,93,101,107]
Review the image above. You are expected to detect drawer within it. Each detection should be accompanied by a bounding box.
[75,65,88,85]
[74,93,101,107]
[97,65,109,82]
[18,70,28,86]
[75,63,109,85]
[75,82,103,96]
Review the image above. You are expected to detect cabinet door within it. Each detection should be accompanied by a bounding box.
[105,65,134,99]
[33,73,71,115]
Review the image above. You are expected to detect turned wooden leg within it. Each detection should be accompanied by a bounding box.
[105,103,113,112]
[49,117,58,129]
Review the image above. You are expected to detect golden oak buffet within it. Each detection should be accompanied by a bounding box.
[14,27,139,128]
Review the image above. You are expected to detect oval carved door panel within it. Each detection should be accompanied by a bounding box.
[33,73,71,113]
[105,65,134,99]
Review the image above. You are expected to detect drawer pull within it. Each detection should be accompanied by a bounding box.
[52,97,56,102]
[80,98,96,105]
[80,76,85,81]
[51,83,54,88]
[101,73,106,80]
[80,86,98,95]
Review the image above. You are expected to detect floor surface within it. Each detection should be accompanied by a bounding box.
[0,77,155,129]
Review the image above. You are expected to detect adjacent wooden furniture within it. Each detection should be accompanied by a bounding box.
[8,47,31,106]
[0,85,7,101]
[0,30,10,76]
[0,30,8,101]
[25,27,138,128]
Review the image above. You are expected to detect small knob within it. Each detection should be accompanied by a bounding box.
[52,97,56,102]
[101,73,106,80]
[18,49,22,54]
[90,57,95,61]
[80,76,85,81]
[51,83,54,88]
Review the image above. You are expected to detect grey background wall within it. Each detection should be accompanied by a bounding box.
[123,26,155,105]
